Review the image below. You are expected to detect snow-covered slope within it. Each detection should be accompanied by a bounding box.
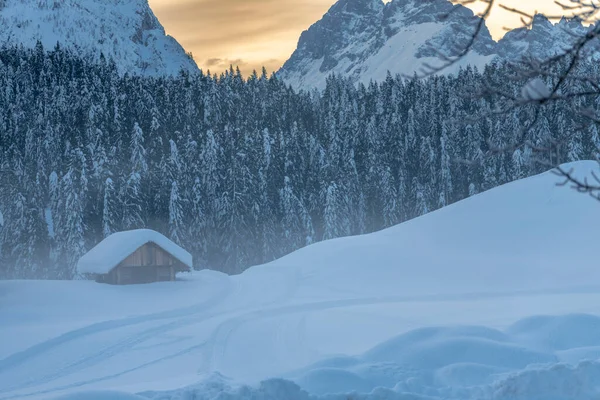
[1,161,600,400]
[278,0,594,90]
[0,0,198,76]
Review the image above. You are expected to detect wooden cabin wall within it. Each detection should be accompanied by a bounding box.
[121,247,144,266]
[120,243,177,267]
[97,242,189,285]
[155,246,175,266]
[115,265,175,285]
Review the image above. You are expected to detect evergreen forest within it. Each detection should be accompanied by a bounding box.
[1,43,598,278]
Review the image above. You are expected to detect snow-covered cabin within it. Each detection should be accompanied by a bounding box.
[77,229,192,285]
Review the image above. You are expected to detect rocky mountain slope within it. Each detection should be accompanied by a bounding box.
[278,0,593,90]
[497,14,595,61]
[0,0,198,76]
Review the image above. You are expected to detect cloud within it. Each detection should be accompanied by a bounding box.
[205,58,224,67]
[201,57,284,75]
[203,57,247,70]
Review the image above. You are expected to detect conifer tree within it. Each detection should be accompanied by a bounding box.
[169,180,184,245]
[121,123,147,230]
[102,177,117,238]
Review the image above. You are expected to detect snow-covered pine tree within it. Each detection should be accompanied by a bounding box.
[58,152,87,278]
[414,178,429,216]
[380,167,399,227]
[121,122,147,230]
[323,182,350,241]
[255,128,278,261]
[168,180,184,245]
[279,176,314,254]
[102,177,118,238]
[188,177,207,267]
[439,125,453,208]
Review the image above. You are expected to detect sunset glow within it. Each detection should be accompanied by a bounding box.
[149,0,572,75]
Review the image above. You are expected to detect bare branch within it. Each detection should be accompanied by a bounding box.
[553,163,600,200]
[411,0,600,199]
[406,0,495,79]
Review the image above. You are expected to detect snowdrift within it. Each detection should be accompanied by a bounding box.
[59,321,600,400]
[248,160,600,299]
[1,161,600,400]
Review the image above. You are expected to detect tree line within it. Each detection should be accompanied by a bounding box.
[0,42,598,279]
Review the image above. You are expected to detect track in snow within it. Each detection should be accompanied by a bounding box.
[3,285,600,399]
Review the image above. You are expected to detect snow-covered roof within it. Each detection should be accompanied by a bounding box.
[77,229,193,275]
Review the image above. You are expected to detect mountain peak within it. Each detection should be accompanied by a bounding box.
[279,0,595,90]
[0,0,198,76]
[330,0,384,14]
[497,13,589,61]
[278,0,494,90]
[532,13,552,28]
[279,0,385,81]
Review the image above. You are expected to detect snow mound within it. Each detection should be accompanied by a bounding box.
[133,355,600,400]
[364,334,554,370]
[295,368,374,395]
[558,347,600,364]
[248,160,600,299]
[365,326,512,353]
[434,363,508,387]
[139,378,312,400]
[52,390,147,400]
[489,360,600,400]
[281,313,600,398]
[507,314,600,351]
[77,229,193,274]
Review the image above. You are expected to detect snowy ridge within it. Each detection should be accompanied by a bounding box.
[1,162,600,400]
[278,0,496,90]
[77,229,193,274]
[278,0,595,90]
[497,15,600,62]
[0,0,198,76]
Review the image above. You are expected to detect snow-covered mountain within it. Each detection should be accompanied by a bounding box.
[0,0,198,76]
[497,14,596,62]
[278,0,496,90]
[278,0,591,90]
[2,161,600,400]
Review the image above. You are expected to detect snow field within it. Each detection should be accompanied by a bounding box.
[1,161,599,399]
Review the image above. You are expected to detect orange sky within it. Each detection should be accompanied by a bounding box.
[148,0,569,75]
